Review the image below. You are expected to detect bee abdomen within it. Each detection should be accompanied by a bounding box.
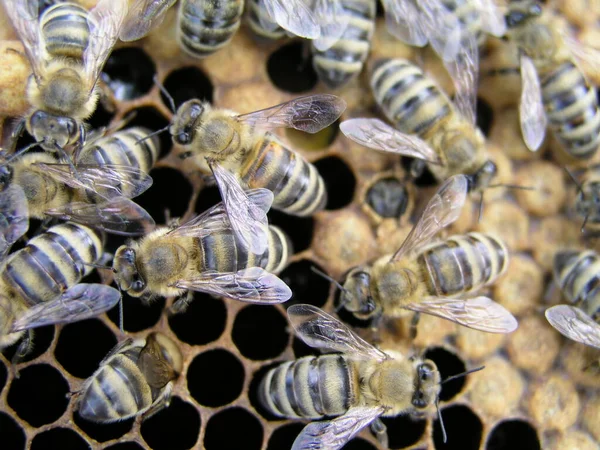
[554,250,600,320]
[264,225,292,275]
[177,0,243,58]
[258,355,353,419]
[542,61,600,159]
[370,59,452,137]
[245,0,286,40]
[41,3,90,61]
[312,0,376,89]
[420,232,508,296]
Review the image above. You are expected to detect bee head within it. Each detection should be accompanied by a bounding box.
[113,246,146,296]
[340,269,378,318]
[171,100,205,146]
[411,360,441,410]
[505,1,542,29]
[467,160,497,192]
[27,110,79,150]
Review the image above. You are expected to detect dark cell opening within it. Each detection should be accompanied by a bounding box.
[7,364,70,427]
[0,411,26,450]
[285,120,340,151]
[125,106,173,159]
[87,101,114,130]
[433,405,482,450]
[168,294,227,345]
[314,157,356,210]
[31,428,89,450]
[104,443,145,450]
[366,177,409,218]
[424,347,467,402]
[400,157,437,187]
[248,362,286,421]
[232,305,289,360]
[382,414,427,449]
[2,325,54,364]
[103,47,156,101]
[134,167,193,225]
[162,66,214,110]
[342,438,379,450]
[188,348,245,407]
[204,407,263,450]
[292,336,314,358]
[267,423,305,450]
[476,97,494,137]
[486,420,541,450]
[194,185,221,213]
[280,260,329,307]
[107,294,165,333]
[268,209,313,253]
[0,359,6,393]
[74,411,133,443]
[140,397,201,450]
[55,318,117,378]
[267,41,318,93]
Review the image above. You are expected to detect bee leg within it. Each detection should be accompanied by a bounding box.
[369,311,384,344]
[11,329,34,378]
[370,418,389,449]
[410,312,421,341]
[171,291,193,314]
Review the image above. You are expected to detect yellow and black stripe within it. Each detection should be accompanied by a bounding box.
[41,2,90,61]
[554,250,600,321]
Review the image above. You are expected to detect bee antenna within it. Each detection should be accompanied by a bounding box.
[488,183,535,191]
[3,141,40,165]
[581,212,590,233]
[563,167,583,193]
[477,190,484,223]
[153,74,176,114]
[436,398,447,444]
[82,261,113,271]
[310,266,347,293]
[441,365,485,385]
[135,125,170,146]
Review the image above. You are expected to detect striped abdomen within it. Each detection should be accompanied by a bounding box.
[40,2,90,61]
[577,167,600,225]
[440,0,484,46]
[177,0,243,58]
[419,232,508,297]
[245,0,286,40]
[370,59,452,139]
[554,250,600,321]
[311,0,376,89]
[1,223,102,306]
[240,134,327,216]
[541,61,600,159]
[259,355,354,419]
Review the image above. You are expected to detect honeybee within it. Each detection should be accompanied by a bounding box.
[0,222,120,362]
[170,94,345,217]
[339,175,517,333]
[0,182,28,258]
[3,0,127,153]
[341,58,497,193]
[75,332,183,423]
[565,165,600,232]
[259,304,484,449]
[545,250,600,350]
[504,0,600,158]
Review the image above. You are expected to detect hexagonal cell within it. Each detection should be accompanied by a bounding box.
[74,410,133,444]
[475,97,494,137]
[188,348,245,407]
[140,397,200,450]
[2,324,54,364]
[168,294,227,345]
[204,407,263,450]
[87,101,115,130]
[31,427,89,450]
[486,419,540,450]
[279,260,330,308]
[424,347,467,402]
[267,422,305,450]
[195,185,221,213]
[104,443,145,450]
[433,404,482,450]
[103,47,156,101]
[135,167,193,224]
[162,66,214,109]
[366,177,410,219]
[107,294,165,333]
[267,41,318,93]
[54,318,117,378]
[0,411,26,450]
[382,414,427,449]
[232,305,288,360]
[7,364,70,427]
[315,157,356,210]
[125,106,173,159]
[268,210,314,253]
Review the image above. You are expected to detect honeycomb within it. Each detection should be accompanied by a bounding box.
[0,2,599,449]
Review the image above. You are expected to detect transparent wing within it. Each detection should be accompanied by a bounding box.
[519,54,547,151]
[255,0,283,33]
[291,407,385,450]
[287,304,389,360]
[2,0,44,77]
[475,0,506,37]
[262,0,320,39]
[237,95,347,133]
[173,267,292,304]
[45,197,155,236]
[167,203,231,238]
[312,0,350,51]
[419,0,463,62]
[340,118,441,164]
[380,0,428,46]
[84,0,127,88]
[120,0,177,41]
[209,161,273,255]
[444,31,479,125]
[545,305,600,349]
[138,333,176,389]
[11,283,120,332]
[0,184,29,257]
[392,174,468,261]
[563,33,600,74]
[405,296,518,333]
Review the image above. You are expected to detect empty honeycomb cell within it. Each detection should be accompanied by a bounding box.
[7,364,69,427]
[0,357,6,393]
[366,177,409,219]
[292,336,315,358]
[87,101,115,130]
[279,260,330,308]
[476,200,530,252]
[455,326,505,361]
[267,41,319,93]
[423,347,467,402]
[140,397,200,450]
[315,156,357,210]
[528,374,579,431]
[401,158,438,188]
[514,161,567,217]
[582,395,600,442]
[433,404,482,450]
[285,120,339,151]
[506,314,560,375]
[382,414,427,449]
[3,324,54,364]
[342,438,378,450]
[232,305,288,360]
[548,430,598,450]
[188,348,244,407]
[54,318,117,378]
[104,443,145,450]
[475,97,494,137]
[268,210,314,253]
[125,106,173,159]
[194,184,220,213]
[493,253,543,316]
[486,419,540,450]
[103,47,156,101]
[107,295,165,333]
[74,410,133,444]
[266,422,305,450]
[0,411,26,450]
[168,293,227,345]
[161,66,214,109]
[204,407,263,450]
[31,427,89,450]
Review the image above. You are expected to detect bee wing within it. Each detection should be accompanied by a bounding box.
[166,203,232,238]
[444,31,479,125]
[405,296,518,333]
[11,283,120,332]
[545,305,600,349]
[45,197,155,236]
[120,0,177,41]
[173,267,292,304]
[563,33,600,74]
[519,54,547,151]
[419,0,463,62]
[475,0,506,37]
[380,0,428,46]
[84,0,127,88]
[287,304,389,361]
[340,118,442,165]
[237,95,347,134]
[2,0,44,77]
[262,0,320,39]
[392,174,468,261]
[312,0,350,51]
[0,184,29,257]
[209,161,273,255]
[291,406,385,450]
[138,334,176,389]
